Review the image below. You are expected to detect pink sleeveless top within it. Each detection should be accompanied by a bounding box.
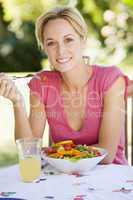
[28,65,129,165]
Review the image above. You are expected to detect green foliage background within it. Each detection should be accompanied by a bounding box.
[0,0,132,72]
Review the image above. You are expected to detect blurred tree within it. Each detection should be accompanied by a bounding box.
[122,0,133,7]
[76,0,133,64]
[0,0,57,72]
[0,2,45,72]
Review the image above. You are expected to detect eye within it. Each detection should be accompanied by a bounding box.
[65,38,74,43]
[47,41,56,46]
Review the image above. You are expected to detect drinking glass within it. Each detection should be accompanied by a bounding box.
[16,137,42,182]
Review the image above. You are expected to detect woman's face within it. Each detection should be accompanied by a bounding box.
[43,18,85,72]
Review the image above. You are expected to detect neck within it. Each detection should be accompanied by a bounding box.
[61,63,92,93]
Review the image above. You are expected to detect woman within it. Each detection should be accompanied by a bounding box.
[0,7,129,164]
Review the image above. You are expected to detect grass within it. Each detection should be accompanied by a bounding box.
[0,143,18,168]
[0,152,18,168]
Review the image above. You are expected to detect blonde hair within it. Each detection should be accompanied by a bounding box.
[35,6,88,50]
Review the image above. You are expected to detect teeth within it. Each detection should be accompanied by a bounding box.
[57,58,70,63]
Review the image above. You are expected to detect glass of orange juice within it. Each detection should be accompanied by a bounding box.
[16,137,42,182]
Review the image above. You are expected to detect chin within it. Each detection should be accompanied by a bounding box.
[56,64,76,73]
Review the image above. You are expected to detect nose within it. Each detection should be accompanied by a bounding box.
[57,42,66,56]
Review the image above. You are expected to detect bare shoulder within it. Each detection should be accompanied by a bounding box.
[103,77,125,113]
[106,76,125,95]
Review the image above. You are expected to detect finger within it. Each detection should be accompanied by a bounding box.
[0,79,8,85]
[0,82,7,96]
[0,79,13,96]
[0,79,13,90]
[0,73,5,77]
[8,87,20,103]
[3,84,13,98]
[0,73,7,80]
[0,74,11,82]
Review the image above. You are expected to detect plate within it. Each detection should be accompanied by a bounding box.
[42,147,107,174]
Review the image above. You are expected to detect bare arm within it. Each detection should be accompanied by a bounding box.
[0,73,46,140]
[14,92,46,140]
[29,93,46,138]
[95,77,125,164]
[127,80,133,97]
[0,73,32,140]
[13,99,32,140]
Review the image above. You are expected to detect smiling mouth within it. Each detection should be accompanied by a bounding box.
[56,57,72,64]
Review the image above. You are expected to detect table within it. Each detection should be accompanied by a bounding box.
[0,164,133,200]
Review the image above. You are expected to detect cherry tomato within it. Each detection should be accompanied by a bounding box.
[63,144,72,151]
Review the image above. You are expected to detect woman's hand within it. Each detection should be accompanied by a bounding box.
[0,73,23,104]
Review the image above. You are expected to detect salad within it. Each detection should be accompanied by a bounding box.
[42,140,102,161]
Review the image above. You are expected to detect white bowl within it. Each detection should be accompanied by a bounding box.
[42,147,107,174]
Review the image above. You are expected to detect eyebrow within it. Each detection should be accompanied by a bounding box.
[45,34,74,41]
